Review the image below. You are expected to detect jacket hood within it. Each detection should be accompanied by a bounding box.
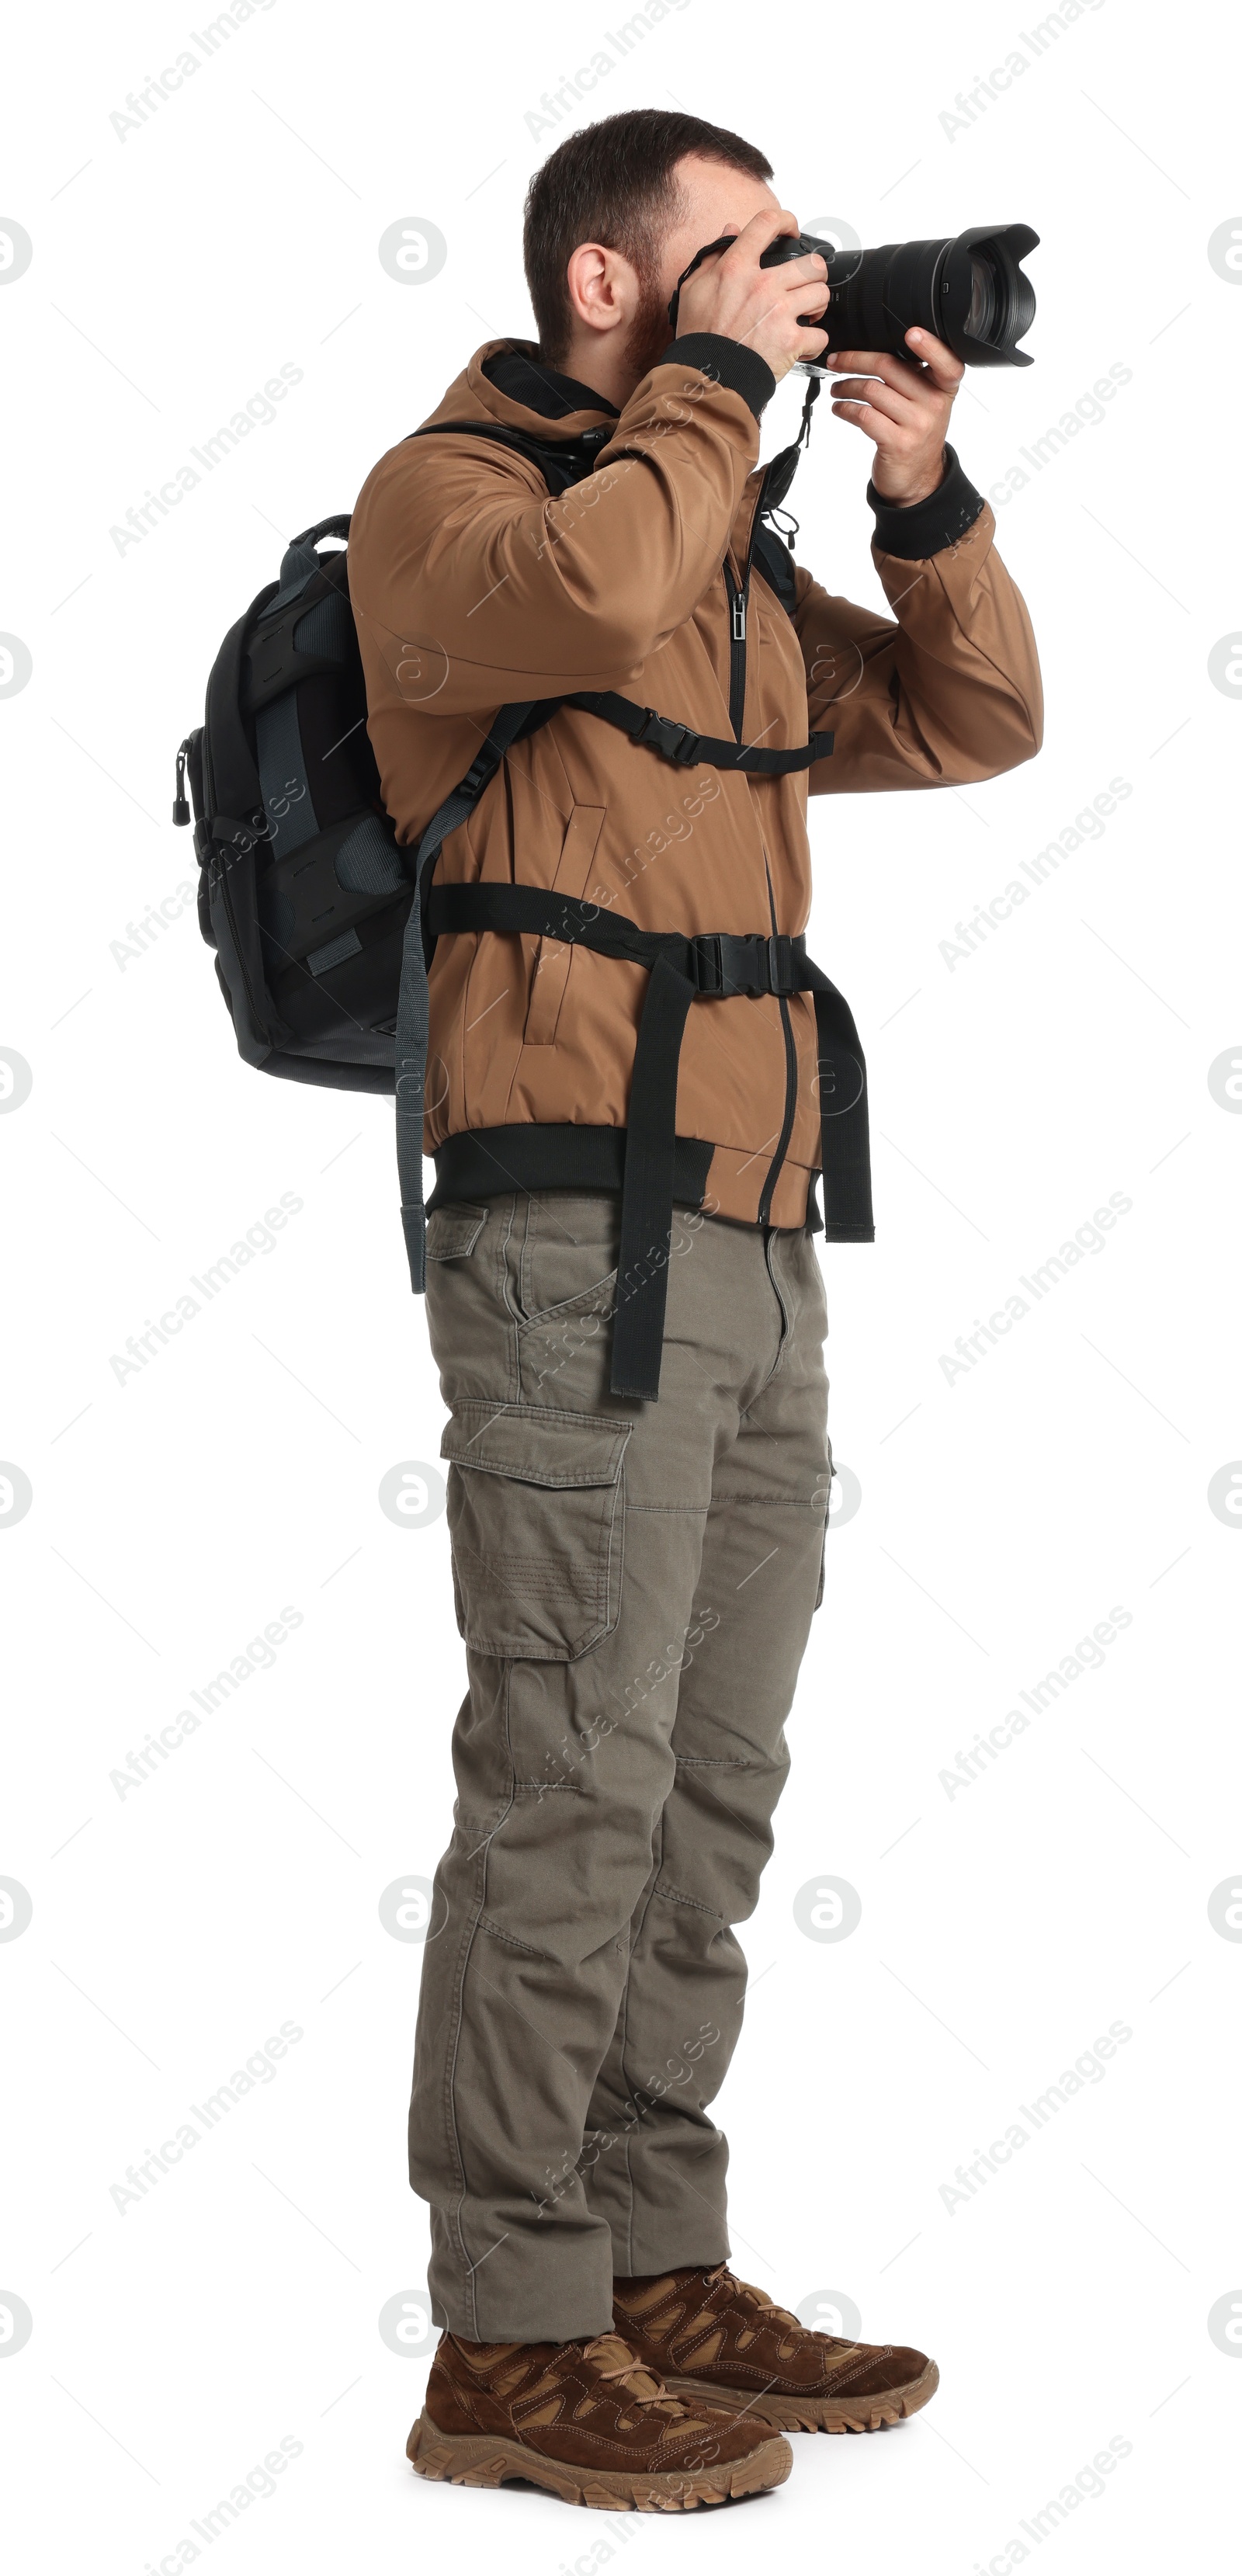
[421,338,621,446]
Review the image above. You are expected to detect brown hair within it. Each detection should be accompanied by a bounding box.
[522,107,772,365]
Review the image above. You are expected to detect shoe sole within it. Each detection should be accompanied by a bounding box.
[406,2411,793,2508]
[660,2358,940,2435]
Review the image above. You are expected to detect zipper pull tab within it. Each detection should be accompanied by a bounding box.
[731,592,747,644]
[172,736,191,827]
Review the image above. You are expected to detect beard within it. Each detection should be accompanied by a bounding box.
[620,262,676,385]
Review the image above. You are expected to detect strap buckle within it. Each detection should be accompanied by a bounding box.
[689,933,724,994]
[636,707,702,766]
[768,934,796,995]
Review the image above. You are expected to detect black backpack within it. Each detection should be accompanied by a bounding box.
[172,422,640,1095]
[174,509,409,1096]
[172,419,813,1097]
[175,408,870,1401]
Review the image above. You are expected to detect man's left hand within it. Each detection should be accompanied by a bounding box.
[824,328,963,505]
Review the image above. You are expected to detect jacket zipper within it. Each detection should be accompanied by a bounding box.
[723,560,748,739]
[722,461,775,742]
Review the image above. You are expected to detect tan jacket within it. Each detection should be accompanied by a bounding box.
[349,335,1042,1229]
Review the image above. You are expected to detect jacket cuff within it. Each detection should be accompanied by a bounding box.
[867,445,986,560]
[653,335,776,422]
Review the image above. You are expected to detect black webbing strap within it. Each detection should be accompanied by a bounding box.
[395,702,536,1289]
[394,693,832,1300]
[428,884,803,993]
[800,963,874,1243]
[426,883,871,1397]
[560,690,833,776]
[611,946,697,1397]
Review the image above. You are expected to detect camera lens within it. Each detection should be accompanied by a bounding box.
[966,255,998,344]
[782,223,1039,368]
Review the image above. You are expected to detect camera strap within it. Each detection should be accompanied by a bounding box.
[761,372,820,516]
[665,233,736,337]
[664,240,821,522]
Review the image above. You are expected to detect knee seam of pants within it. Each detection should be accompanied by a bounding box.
[477,1914,557,1960]
[447,1665,520,2330]
[654,1879,725,1921]
[614,1821,668,2272]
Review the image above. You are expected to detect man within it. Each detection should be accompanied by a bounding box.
[349,109,1042,2511]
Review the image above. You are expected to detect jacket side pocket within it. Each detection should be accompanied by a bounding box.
[522,804,606,1047]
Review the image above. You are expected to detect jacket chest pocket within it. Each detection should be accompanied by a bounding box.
[440,1398,631,1661]
[522,804,606,1047]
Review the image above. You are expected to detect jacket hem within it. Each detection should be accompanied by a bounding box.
[426,1126,832,1235]
[426,1123,714,1213]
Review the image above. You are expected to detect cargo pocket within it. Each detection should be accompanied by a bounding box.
[440,1399,632,1661]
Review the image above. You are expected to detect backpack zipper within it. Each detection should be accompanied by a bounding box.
[172,737,193,827]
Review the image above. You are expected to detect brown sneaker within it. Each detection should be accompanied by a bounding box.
[406,2327,793,2509]
[612,2265,939,2435]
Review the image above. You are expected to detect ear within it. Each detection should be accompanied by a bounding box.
[565,239,637,338]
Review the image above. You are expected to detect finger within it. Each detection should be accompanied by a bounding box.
[828,374,925,422]
[830,385,925,430]
[827,348,929,394]
[729,204,803,259]
[782,248,829,286]
[903,328,965,391]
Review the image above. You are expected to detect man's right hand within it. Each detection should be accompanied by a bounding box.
[675,209,828,383]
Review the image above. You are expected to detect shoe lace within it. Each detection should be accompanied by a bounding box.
[581,2331,692,2418]
[701,2263,807,2340]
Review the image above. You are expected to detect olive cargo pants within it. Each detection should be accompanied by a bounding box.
[413,1191,830,2342]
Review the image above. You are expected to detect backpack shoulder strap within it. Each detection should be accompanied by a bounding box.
[395,700,544,1295]
[750,519,800,622]
[408,417,609,493]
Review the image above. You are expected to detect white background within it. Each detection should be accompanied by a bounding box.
[2,0,1240,2567]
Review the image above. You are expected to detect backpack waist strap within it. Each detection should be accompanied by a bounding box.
[426,883,873,1400]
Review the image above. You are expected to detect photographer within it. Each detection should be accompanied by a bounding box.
[349,106,1042,2511]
